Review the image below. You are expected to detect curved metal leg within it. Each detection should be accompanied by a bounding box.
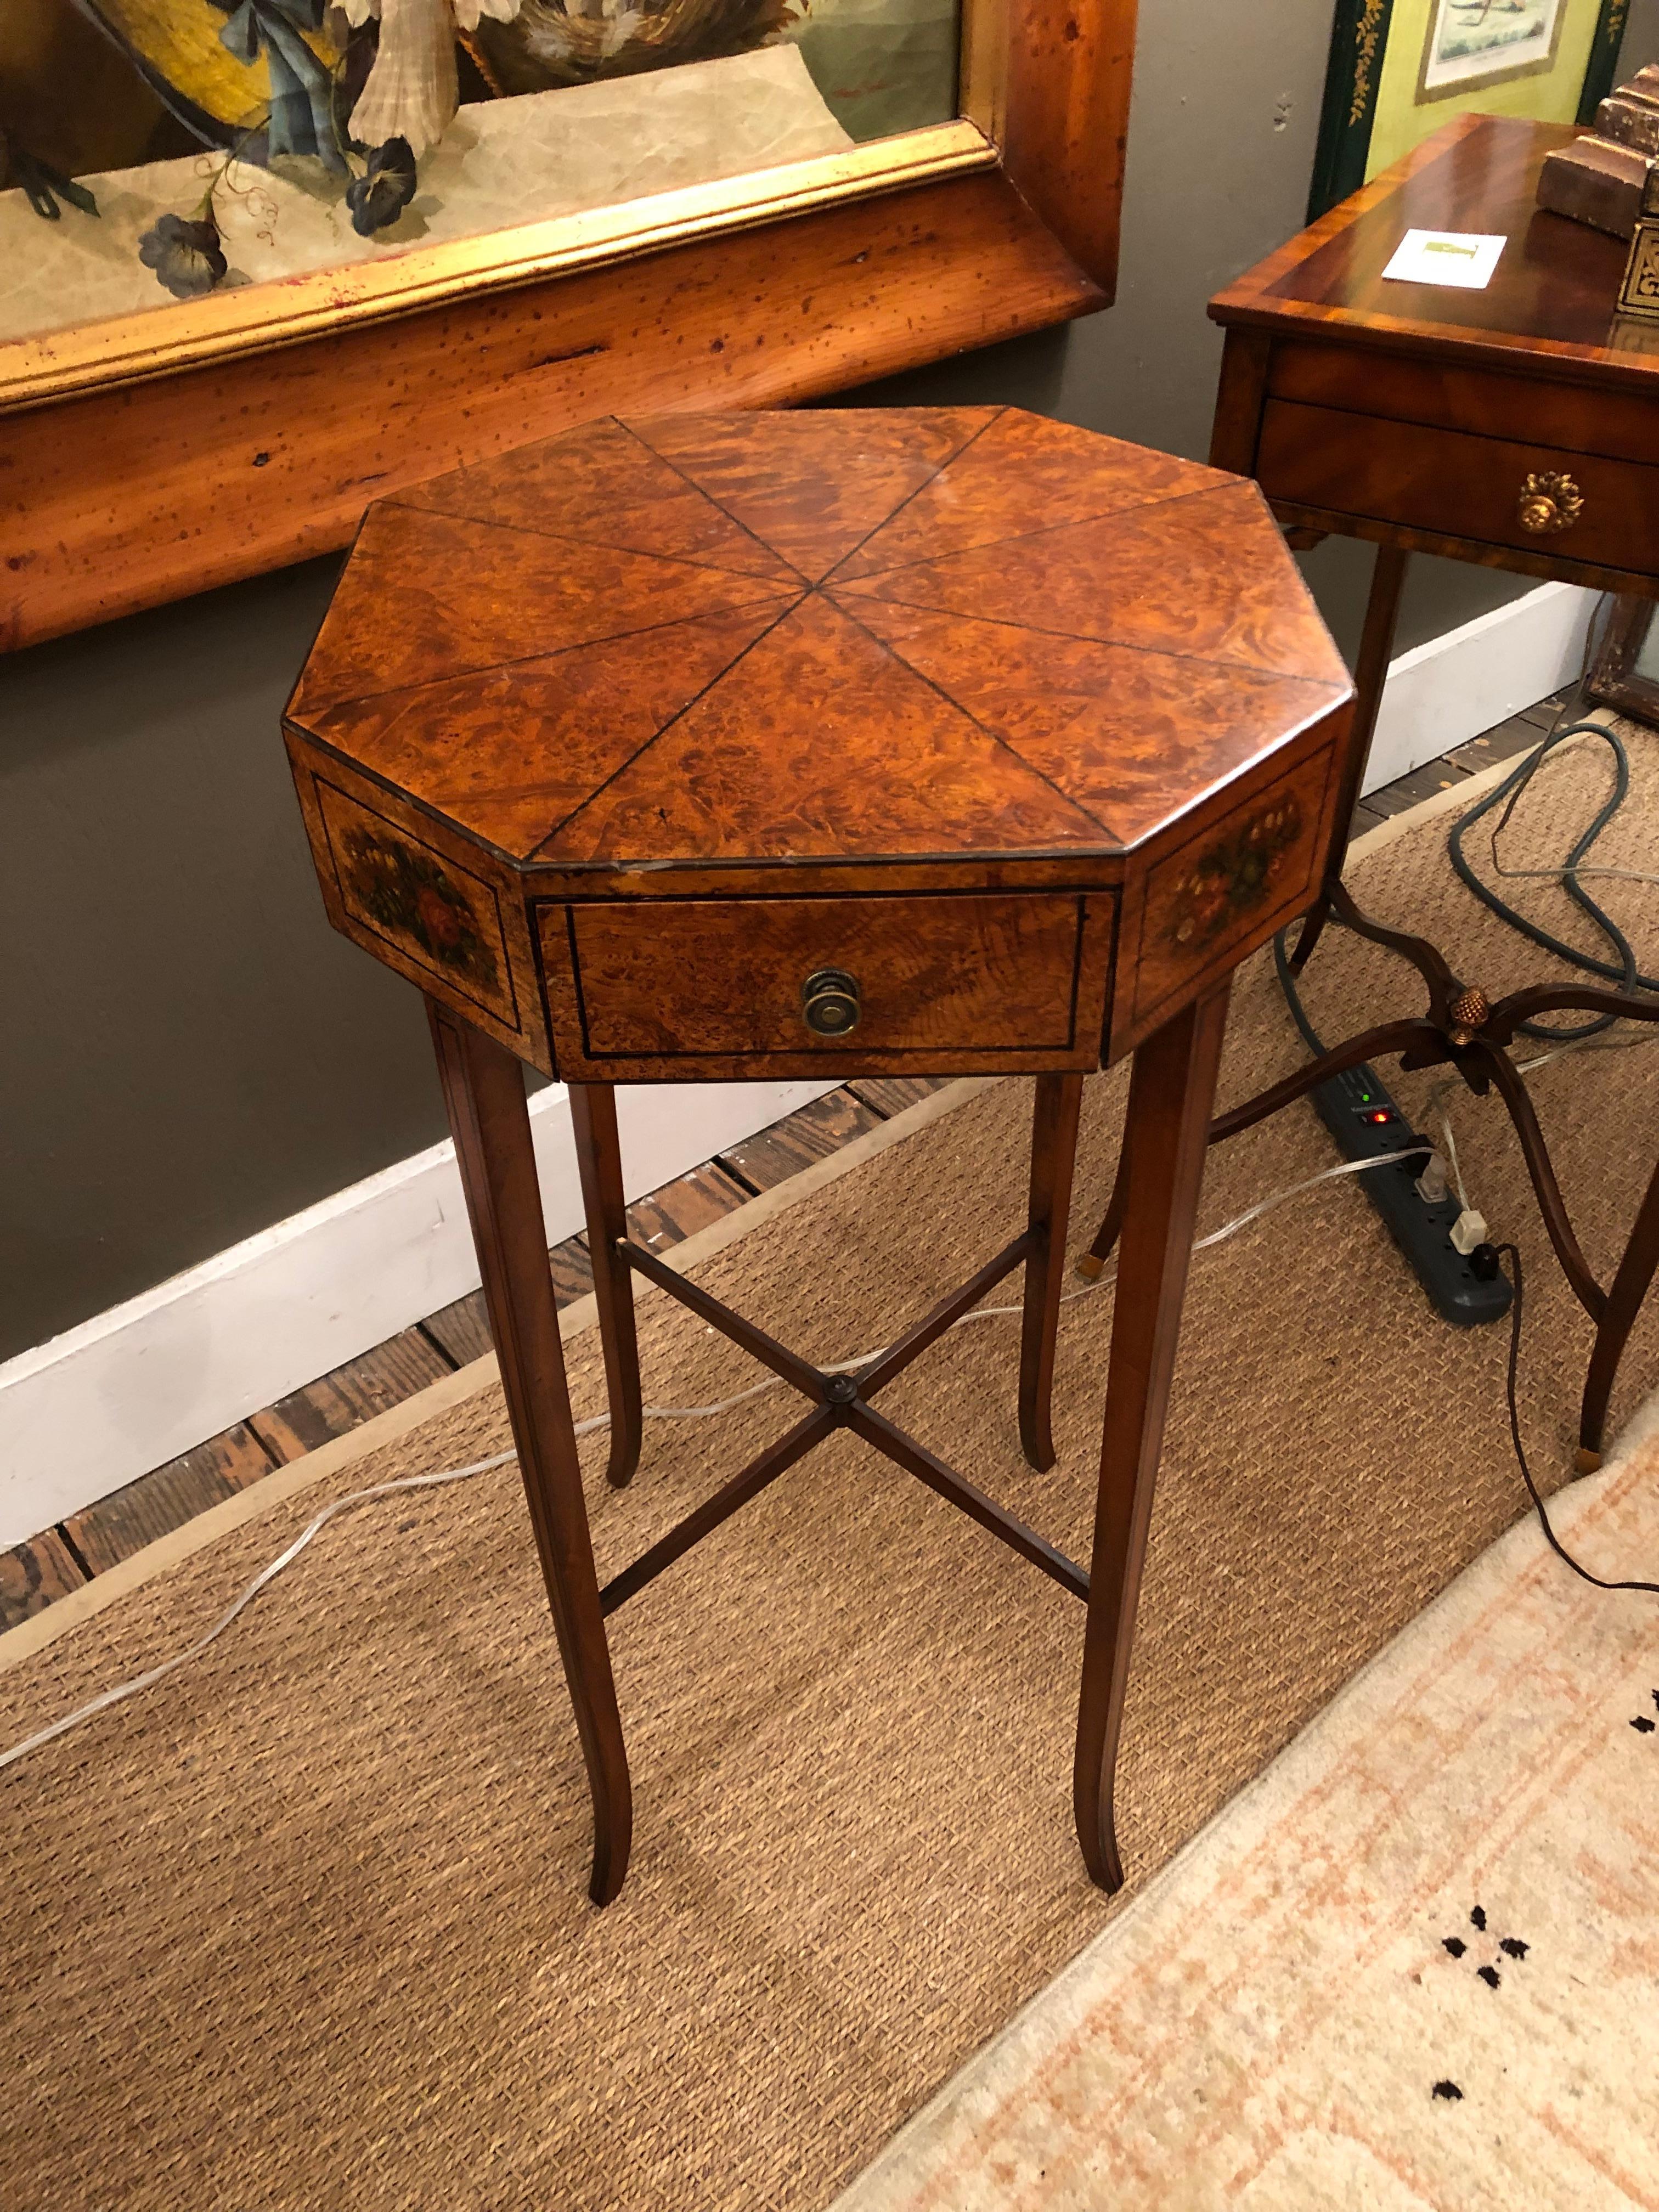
[1075,986,1231,1892]
[430,1004,633,1905]
[570,1083,644,1489]
[1578,1153,1659,1474]
[1019,1074,1084,1471]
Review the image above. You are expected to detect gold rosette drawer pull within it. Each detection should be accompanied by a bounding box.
[1517,470,1583,535]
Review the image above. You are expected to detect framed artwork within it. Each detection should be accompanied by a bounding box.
[1587,595,1659,722]
[1308,0,1630,218]
[0,0,1138,650]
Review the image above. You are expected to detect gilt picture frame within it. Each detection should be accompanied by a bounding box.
[1308,0,1628,218]
[0,0,1138,652]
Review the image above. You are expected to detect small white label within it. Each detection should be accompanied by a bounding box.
[1381,228,1506,290]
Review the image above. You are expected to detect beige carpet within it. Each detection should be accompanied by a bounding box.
[832,1403,1659,2212]
[1,730,1656,2212]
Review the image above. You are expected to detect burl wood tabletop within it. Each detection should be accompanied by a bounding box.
[287,408,1348,870]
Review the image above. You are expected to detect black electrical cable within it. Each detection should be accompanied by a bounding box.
[1494,1243,1659,1598]
[1448,719,1658,1041]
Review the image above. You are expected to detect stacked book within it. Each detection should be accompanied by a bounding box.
[1537,70,1659,239]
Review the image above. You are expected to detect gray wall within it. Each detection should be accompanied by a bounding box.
[3,1,1648,1361]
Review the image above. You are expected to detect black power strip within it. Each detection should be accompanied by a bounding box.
[1311,1063,1513,1327]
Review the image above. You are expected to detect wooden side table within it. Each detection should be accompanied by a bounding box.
[284,406,1353,1903]
[1194,112,1659,1467]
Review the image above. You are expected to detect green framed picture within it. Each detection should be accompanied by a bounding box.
[1308,0,1632,218]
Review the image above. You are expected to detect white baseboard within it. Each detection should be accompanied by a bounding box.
[0,1079,833,1549]
[0,581,1597,1552]
[1361,579,1596,796]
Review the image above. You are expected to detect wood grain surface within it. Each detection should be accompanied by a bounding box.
[1211,115,1656,390]
[287,405,1352,1075]
[1258,400,1659,578]
[560,891,1092,1060]
[3,174,1102,653]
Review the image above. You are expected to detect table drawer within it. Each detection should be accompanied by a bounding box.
[543,891,1095,1069]
[1257,399,1659,574]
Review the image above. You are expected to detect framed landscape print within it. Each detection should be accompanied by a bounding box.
[1418,0,1571,101]
[1308,0,1629,217]
[0,0,1138,650]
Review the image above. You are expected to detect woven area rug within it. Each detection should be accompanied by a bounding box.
[832,1404,1659,2212]
[2,729,1656,2211]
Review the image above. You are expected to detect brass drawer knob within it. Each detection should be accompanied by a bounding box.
[802,967,860,1037]
[1517,470,1583,535]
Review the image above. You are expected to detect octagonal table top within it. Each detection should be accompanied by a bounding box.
[287,407,1350,872]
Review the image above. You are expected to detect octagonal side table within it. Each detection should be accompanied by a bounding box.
[284,406,1353,1903]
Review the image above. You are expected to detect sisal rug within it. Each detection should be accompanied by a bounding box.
[831,1403,1659,2212]
[2,729,1656,2212]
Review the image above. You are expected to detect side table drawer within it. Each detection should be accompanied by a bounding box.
[1257,399,1659,573]
[539,891,1101,1075]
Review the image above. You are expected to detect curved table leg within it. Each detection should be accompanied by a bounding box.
[1075,1138,1128,1285]
[428,1002,633,1906]
[1295,540,1410,970]
[1074,985,1231,1892]
[570,1082,644,1489]
[1019,1073,1084,1472]
[1578,1152,1659,1475]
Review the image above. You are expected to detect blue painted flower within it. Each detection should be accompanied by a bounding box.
[346,138,417,237]
[138,211,228,298]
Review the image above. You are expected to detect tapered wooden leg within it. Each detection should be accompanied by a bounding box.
[1578,1152,1659,1474]
[1020,1074,1085,1471]
[427,1001,632,1905]
[1074,986,1231,1892]
[569,1084,644,1490]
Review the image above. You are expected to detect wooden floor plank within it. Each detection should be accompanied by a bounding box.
[847,1077,955,1118]
[1,1530,88,1634]
[64,1424,278,1576]
[1362,755,1475,820]
[246,1328,455,1465]
[626,1161,752,1252]
[420,1231,596,1367]
[716,1087,885,1195]
[1518,686,1575,730]
[419,1295,493,1369]
[1446,712,1549,777]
